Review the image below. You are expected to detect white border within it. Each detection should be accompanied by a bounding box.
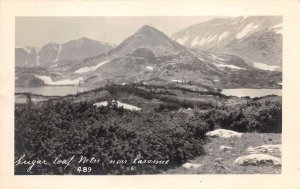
[1,0,300,189]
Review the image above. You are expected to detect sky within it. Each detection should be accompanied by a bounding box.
[16,17,217,47]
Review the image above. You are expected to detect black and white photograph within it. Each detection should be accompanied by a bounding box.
[2,0,300,188]
[13,16,283,175]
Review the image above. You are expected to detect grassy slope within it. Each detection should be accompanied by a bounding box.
[166,133,281,174]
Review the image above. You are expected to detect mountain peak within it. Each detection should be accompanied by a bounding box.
[80,36,89,40]
[140,24,153,29]
[43,42,59,49]
[109,25,186,57]
[77,37,89,41]
[70,37,95,43]
[138,25,157,31]
[134,25,167,37]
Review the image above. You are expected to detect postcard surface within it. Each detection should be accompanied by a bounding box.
[1,0,300,189]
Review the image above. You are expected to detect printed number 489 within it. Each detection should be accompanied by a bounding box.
[77,167,92,173]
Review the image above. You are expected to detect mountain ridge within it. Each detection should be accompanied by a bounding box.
[15,37,114,67]
[16,24,282,90]
[172,16,282,71]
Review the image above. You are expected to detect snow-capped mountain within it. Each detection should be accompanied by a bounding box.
[15,37,114,67]
[20,25,280,89]
[172,16,282,71]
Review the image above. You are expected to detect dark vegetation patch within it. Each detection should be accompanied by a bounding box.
[14,84,282,175]
[15,100,208,175]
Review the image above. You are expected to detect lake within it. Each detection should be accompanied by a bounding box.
[15,86,93,96]
[16,86,282,98]
[221,88,282,98]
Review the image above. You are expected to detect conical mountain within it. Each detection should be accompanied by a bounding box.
[109,25,187,57]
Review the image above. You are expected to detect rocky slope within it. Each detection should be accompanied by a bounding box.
[19,25,281,89]
[172,16,282,71]
[15,37,114,67]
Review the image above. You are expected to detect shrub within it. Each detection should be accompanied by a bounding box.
[194,99,282,133]
[15,99,208,175]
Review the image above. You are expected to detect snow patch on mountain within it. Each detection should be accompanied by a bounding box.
[199,36,210,46]
[218,31,229,41]
[191,36,200,46]
[171,79,184,83]
[213,63,246,70]
[271,23,283,29]
[146,66,153,71]
[197,35,217,46]
[274,28,282,35]
[210,54,226,61]
[53,45,62,62]
[35,75,83,85]
[215,57,226,61]
[24,57,28,65]
[49,64,58,68]
[75,60,109,74]
[177,35,189,44]
[270,23,283,35]
[236,23,259,39]
[36,54,40,66]
[22,47,31,54]
[207,35,218,43]
[253,62,279,71]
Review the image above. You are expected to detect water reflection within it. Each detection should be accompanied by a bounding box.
[221,88,282,98]
[15,86,93,96]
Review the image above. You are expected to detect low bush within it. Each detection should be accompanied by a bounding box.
[196,99,282,133]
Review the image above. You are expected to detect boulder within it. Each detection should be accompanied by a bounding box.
[219,145,233,151]
[206,129,243,138]
[246,144,281,154]
[182,162,202,169]
[233,154,281,166]
[214,158,224,163]
[94,101,141,111]
[178,108,194,116]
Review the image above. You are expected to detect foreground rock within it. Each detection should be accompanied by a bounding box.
[178,108,194,116]
[214,158,224,163]
[246,145,281,154]
[219,145,233,151]
[206,129,243,138]
[182,163,202,169]
[234,154,281,166]
[94,100,141,111]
